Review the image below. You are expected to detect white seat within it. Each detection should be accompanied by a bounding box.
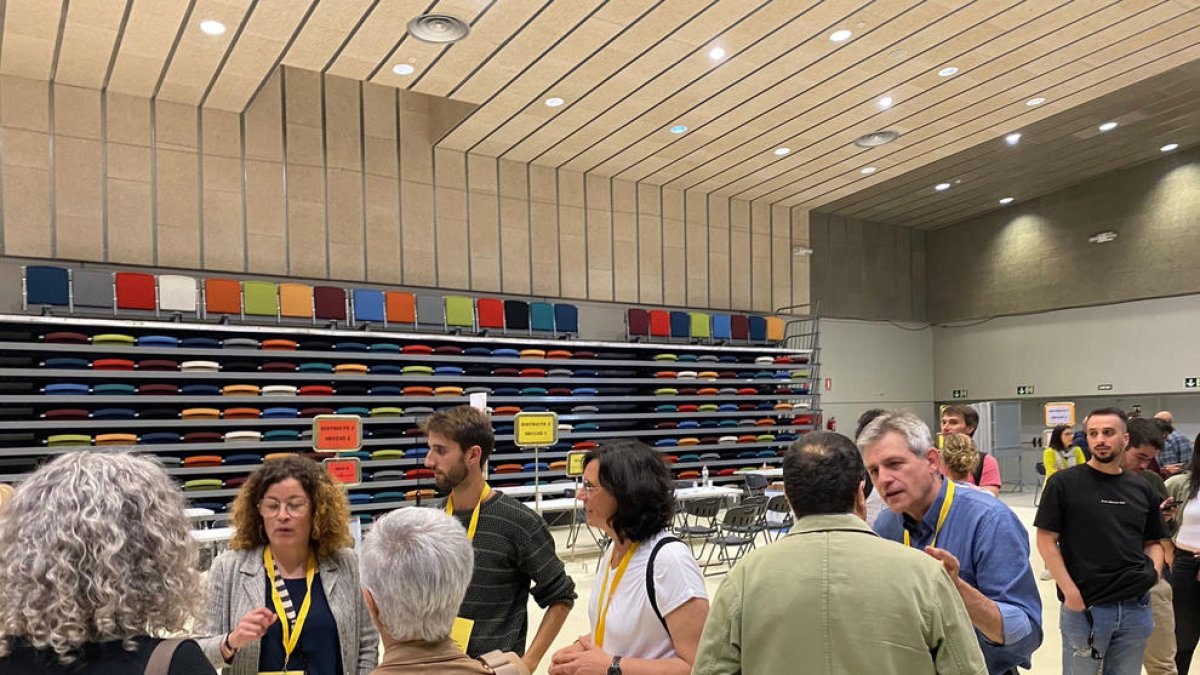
[263,384,298,396]
[159,275,198,312]
[224,430,262,442]
[181,360,220,372]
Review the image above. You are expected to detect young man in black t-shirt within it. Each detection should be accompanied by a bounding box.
[1035,407,1169,675]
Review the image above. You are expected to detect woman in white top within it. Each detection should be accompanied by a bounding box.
[548,440,709,675]
[1168,438,1200,673]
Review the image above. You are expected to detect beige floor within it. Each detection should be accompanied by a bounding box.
[526,491,1193,675]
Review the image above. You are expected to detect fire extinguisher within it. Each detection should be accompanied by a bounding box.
[826,416,836,431]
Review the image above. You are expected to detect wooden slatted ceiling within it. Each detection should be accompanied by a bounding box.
[818,59,1200,229]
[1,0,1199,230]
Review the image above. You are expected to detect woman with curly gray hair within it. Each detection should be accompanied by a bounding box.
[0,451,215,674]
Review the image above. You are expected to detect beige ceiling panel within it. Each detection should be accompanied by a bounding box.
[639,0,1032,188]
[202,0,316,111]
[779,28,1200,210]
[281,0,373,72]
[105,0,191,97]
[714,1,1169,199]
[437,13,624,149]
[325,0,425,80]
[754,6,1200,206]
[412,1,551,99]
[53,0,128,89]
[553,0,901,172]
[156,0,254,105]
[367,0,494,94]
[0,0,67,80]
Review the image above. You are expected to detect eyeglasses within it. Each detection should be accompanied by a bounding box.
[259,499,310,516]
[579,481,603,495]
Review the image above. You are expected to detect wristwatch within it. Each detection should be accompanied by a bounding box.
[607,655,622,675]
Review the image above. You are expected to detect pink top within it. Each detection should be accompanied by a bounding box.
[965,453,1002,488]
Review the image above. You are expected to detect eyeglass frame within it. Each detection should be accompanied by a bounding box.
[258,498,312,517]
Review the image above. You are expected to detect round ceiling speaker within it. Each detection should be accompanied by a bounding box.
[407,14,469,44]
[853,130,900,148]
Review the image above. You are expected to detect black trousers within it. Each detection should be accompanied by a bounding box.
[1174,548,1200,673]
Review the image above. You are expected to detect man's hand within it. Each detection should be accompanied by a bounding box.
[1062,589,1086,613]
[925,546,961,582]
[1164,463,1185,476]
[548,635,611,675]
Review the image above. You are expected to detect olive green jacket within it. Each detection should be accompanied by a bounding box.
[694,513,987,675]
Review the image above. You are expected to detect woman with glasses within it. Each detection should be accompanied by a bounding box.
[197,456,377,675]
[549,440,708,675]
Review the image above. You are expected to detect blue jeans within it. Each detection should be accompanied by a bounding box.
[1061,593,1155,675]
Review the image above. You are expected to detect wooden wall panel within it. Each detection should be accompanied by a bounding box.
[325,76,364,281]
[53,85,104,261]
[0,76,52,257]
[585,173,612,301]
[498,159,530,294]
[558,169,586,299]
[200,108,245,272]
[730,198,751,311]
[637,183,662,305]
[528,164,558,297]
[685,190,708,308]
[467,153,500,292]
[612,178,637,303]
[662,187,685,307]
[243,72,286,275]
[106,92,154,265]
[398,91,435,287]
[154,100,200,269]
[283,68,326,278]
[434,147,468,290]
[750,200,771,313]
[708,195,730,309]
[771,204,791,312]
[362,83,401,284]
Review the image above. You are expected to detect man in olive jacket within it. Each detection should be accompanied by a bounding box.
[695,431,987,675]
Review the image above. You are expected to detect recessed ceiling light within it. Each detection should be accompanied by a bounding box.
[669,124,688,134]
[1088,230,1118,244]
[773,147,791,156]
[392,63,415,75]
[544,97,564,108]
[407,13,469,43]
[1098,121,1118,132]
[1026,97,1046,107]
[934,182,951,191]
[860,166,876,175]
[829,29,852,43]
[199,20,226,36]
[998,197,1014,205]
[878,96,893,109]
[1005,132,1021,146]
[853,129,900,148]
[938,66,958,77]
[708,46,726,60]
[1161,143,1179,152]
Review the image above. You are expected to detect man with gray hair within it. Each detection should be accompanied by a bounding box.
[360,507,528,675]
[861,412,1042,675]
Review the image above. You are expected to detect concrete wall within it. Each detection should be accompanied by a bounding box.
[927,143,1200,323]
[807,210,927,321]
[0,68,808,314]
[820,318,936,431]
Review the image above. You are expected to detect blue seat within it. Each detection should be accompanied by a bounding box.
[748,316,767,342]
[572,369,598,377]
[300,362,333,373]
[182,384,221,396]
[138,335,179,348]
[718,355,739,363]
[370,386,403,396]
[523,462,550,472]
[94,384,136,395]
[678,354,698,362]
[369,342,400,352]
[93,408,136,419]
[678,454,701,463]
[718,403,739,411]
[191,502,227,513]
[553,304,579,334]
[574,423,600,432]
[463,347,491,356]
[655,404,678,412]
[669,311,690,339]
[25,266,70,306]
[530,302,555,332]
[44,357,89,369]
[369,364,403,375]
[141,432,181,444]
[181,337,221,349]
[349,493,372,505]
[264,430,300,442]
[334,342,368,352]
[738,450,758,459]
[492,348,520,358]
[655,439,678,447]
[434,366,464,376]
[758,450,777,458]
[337,406,370,416]
[263,407,299,418]
[711,315,732,341]
[678,420,700,429]
[352,289,386,323]
[225,454,262,465]
[407,447,429,459]
[571,388,597,396]
[492,387,520,396]
[520,387,547,396]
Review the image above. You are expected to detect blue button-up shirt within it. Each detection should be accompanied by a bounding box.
[874,480,1043,674]
[1161,430,1193,468]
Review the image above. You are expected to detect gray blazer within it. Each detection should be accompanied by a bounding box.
[197,546,378,675]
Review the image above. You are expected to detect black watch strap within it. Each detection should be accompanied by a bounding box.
[607,655,622,675]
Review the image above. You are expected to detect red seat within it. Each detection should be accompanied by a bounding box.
[114,272,156,310]
[385,291,416,324]
[730,315,749,341]
[627,309,650,337]
[313,286,347,321]
[649,310,670,337]
[477,298,505,330]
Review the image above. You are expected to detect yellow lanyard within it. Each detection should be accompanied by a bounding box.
[904,480,956,549]
[594,541,640,648]
[446,483,491,540]
[263,547,317,669]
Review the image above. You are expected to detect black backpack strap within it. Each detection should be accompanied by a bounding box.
[647,536,685,638]
[973,452,986,485]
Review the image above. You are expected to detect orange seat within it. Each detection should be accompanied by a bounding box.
[405,488,436,500]
[223,407,261,419]
[697,387,720,396]
[265,452,298,462]
[278,283,313,319]
[655,371,677,379]
[435,386,464,396]
[737,435,757,443]
[546,350,572,359]
[549,460,568,470]
[95,433,138,446]
[678,470,701,479]
[494,406,522,415]
[223,384,260,396]
[204,278,242,315]
[263,339,298,350]
[494,463,523,473]
[403,386,434,396]
[182,408,221,419]
[184,455,223,467]
[335,363,368,375]
[385,291,416,324]
[766,316,785,342]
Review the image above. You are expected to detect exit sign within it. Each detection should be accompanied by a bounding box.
[952,389,968,399]
[1017,385,1035,396]
[1187,378,1199,389]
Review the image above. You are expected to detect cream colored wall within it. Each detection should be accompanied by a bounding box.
[0,66,808,312]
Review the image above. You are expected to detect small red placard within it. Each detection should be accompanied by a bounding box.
[323,457,361,487]
[312,415,362,453]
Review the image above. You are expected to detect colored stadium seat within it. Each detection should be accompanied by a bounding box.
[313,286,347,321]
[748,316,767,343]
[415,295,442,328]
[477,298,505,331]
[669,311,689,340]
[278,283,313,319]
[766,316,785,343]
[690,313,711,341]
[114,272,156,311]
[649,310,670,338]
[530,302,555,333]
[205,278,242,316]
[627,308,650,338]
[242,281,278,317]
[352,289,386,324]
[385,291,416,326]
[730,315,749,341]
[24,266,70,307]
[553,304,579,334]
[504,301,529,332]
[444,295,475,331]
[158,275,197,313]
[72,270,115,310]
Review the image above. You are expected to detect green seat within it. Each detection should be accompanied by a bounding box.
[698,404,719,412]
[654,388,678,396]
[402,365,434,375]
[372,491,407,503]
[93,333,135,345]
[445,295,475,329]
[48,434,92,447]
[371,449,405,460]
[370,407,405,417]
[243,281,279,317]
[689,313,711,339]
[183,478,223,491]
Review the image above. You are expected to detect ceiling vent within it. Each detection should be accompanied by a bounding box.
[407,14,469,44]
[853,130,900,148]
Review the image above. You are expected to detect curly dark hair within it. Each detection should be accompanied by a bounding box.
[228,456,352,557]
[585,440,674,543]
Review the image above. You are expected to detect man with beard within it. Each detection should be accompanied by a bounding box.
[862,412,1042,675]
[1036,408,1168,674]
[421,406,576,672]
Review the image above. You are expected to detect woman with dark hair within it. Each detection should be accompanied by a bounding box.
[548,440,708,675]
[1044,424,1086,480]
[197,456,377,675]
[1166,434,1200,672]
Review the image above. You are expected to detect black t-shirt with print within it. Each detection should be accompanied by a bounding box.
[1035,464,1168,606]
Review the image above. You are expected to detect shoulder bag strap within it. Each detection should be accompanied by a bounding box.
[144,638,185,675]
[972,453,986,485]
[646,536,685,638]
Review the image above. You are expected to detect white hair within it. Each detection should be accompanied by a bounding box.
[0,451,199,662]
[856,411,936,458]
[360,506,473,642]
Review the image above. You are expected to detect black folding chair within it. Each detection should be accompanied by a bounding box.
[703,505,760,574]
[765,494,794,542]
[743,472,769,497]
[675,497,721,560]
